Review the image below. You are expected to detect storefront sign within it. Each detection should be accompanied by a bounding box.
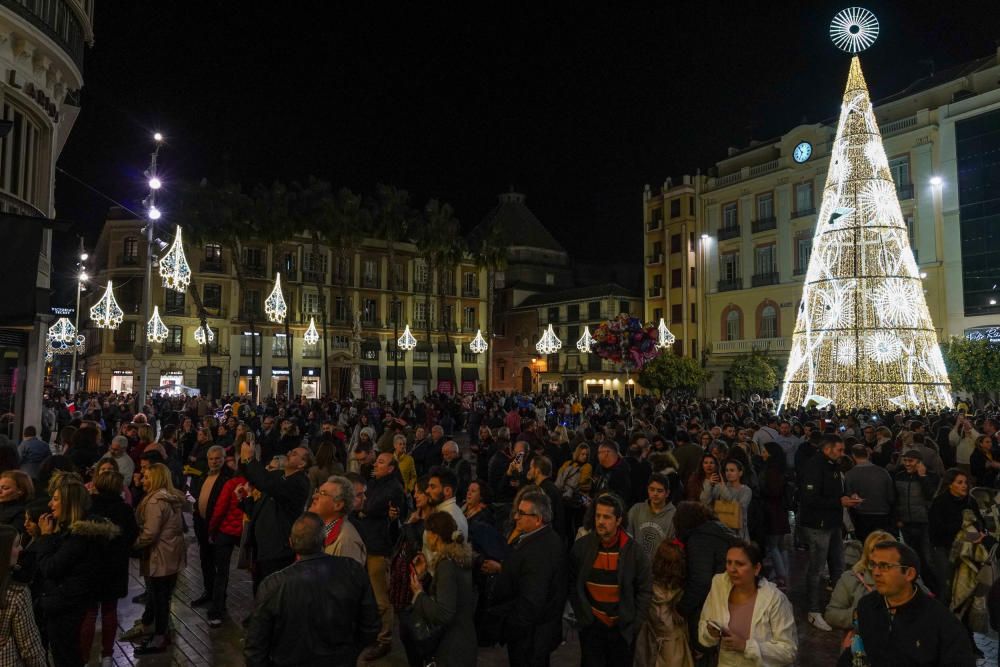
[966,326,1000,344]
[362,378,378,398]
[239,366,261,376]
[461,380,475,394]
[302,367,321,377]
[437,379,454,395]
[112,369,133,376]
[271,367,290,376]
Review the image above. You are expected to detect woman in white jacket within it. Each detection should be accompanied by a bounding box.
[698,541,797,666]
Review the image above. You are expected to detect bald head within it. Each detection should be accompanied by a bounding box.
[289,512,324,555]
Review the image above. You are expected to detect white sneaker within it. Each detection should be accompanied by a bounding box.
[808,612,832,631]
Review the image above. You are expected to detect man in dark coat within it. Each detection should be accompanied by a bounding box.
[491,491,567,667]
[239,442,313,593]
[591,442,632,506]
[245,513,379,667]
[189,444,234,625]
[526,455,566,542]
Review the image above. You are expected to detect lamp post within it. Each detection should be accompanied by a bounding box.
[138,132,164,411]
[69,237,88,395]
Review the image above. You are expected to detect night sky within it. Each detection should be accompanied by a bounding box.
[51,1,998,301]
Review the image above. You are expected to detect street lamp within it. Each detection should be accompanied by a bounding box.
[138,134,165,409]
[69,238,88,394]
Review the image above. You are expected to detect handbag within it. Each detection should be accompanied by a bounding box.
[714,498,742,530]
[399,606,446,660]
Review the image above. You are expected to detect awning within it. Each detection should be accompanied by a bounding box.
[437,342,457,353]
[361,339,381,352]
[415,341,433,353]
[437,367,456,381]
[461,368,479,381]
[387,366,406,380]
[412,366,430,380]
[361,365,380,380]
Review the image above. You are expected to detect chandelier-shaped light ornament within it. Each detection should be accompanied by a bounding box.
[46,318,84,354]
[264,272,288,323]
[469,329,488,354]
[159,226,191,293]
[656,318,676,349]
[535,323,562,355]
[397,324,417,351]
[90,281,124,329]
[146,306,170,343]
[193,324,215,345]
[304,317,320,345]
[47,317,77,344]
[576,325,594,353]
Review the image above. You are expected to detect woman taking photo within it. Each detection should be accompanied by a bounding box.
[125,463,187,655]
[404,511,478,667]
[390,476,433,611]
[969,434,1000,488]
[684,454,721,502]
[32,477,118,666]
[0,524,45,667]
[700,460,752,542]
[698,541,797,666]
[635,540,694,667]
[0,470,34,534]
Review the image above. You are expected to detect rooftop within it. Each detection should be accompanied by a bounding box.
[517,282,638,308]
[469,190,567,254]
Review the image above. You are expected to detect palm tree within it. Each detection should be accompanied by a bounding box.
[371,184,412,402]
[329,188,370,397]
[474,223,508,391]
[436,231,464,396]
[417,200,460,394]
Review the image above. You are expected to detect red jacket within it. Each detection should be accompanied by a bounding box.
[209,475,247,538]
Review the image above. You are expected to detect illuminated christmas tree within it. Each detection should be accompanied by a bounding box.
[779,9,952,411]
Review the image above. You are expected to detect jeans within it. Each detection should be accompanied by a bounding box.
[803,526,845,612]
[579,623,633,667]
[141,574,178,636]
[211,535,237,615]
[766,534,790,581]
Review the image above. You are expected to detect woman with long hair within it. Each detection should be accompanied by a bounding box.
[635,540,694,667]
[701,459,753,541]
[685,454,721,502]
[309,438,345,490]
[31,477,118,666]
[969,434,1000,488]
[122,463,187,654]
[390,476,434,611]
[0,470,34,534]
[0,524,45,666]
[928,468,987,605]
[462,480,494,527]
[823,530,896,631]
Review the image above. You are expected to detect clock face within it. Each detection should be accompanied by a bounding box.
[793,142,813,163]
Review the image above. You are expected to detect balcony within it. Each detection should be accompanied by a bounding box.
[302,270,327,284]
[896,184,914,200]
[648,286,663,298]
[751,217,776,234]
[164,303,186,316]
[239,310,265,322]
[242,263,267,279]
[646,253,664,266]
[792,207,816,219]
[119,255,139,267]
[751,272,780,287]
[361,276,381,289]
[198,305,226,319]
[462,286,480,298]
[717,225,741,241]
[200,259,225,273]
[162,343,184,355]
[717,278,743,292]
[276,267,300,282]
[414,281,430,294]
[332,271,353,287]
[646,219,663,232]
[713,337,792,355]
[3,0,88,70]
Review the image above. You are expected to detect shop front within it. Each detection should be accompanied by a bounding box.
[159,370,184,389]
[238,365,262,397]
[111,369,134,394]
[270,367,290,398]
[460,367,479,394]
[436,367,455,395]
[386,366,405,401]
[301,367,321,399]
[411,366,429,398]
[361,365,379,399]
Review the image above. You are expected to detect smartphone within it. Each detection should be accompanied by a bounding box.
[707,620,729,636]
[514,451,525,466]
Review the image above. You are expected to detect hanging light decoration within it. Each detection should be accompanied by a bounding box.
[47,317,77,344]
[397,324,418,351]
[304,317,320,345]
[469,329,488,354]
[576,325,594,353]
[656,318,676,349]
[265,272,288,323]
[46,318,84,354]
[146,305,169,343]
[90,281,124,329]
[193,324,215,346]
[159,225,191,293]
[535,323,562,355]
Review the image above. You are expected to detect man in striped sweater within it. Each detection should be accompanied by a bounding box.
[569,493,652,666]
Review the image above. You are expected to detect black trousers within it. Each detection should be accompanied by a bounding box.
[141,573,178,636]
[211,535,237,615]
[47,606,86,667]
[193,514,215,595]
[579,623,633,667]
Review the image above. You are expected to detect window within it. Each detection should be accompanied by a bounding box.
[545,273,555,285]
[203,283,222,309]
[243,289,261,317]
[756,193,774,220]
[722,203,738,228]
[721,253,739,281]
[334,256,352,284]
[272,333,287,357]
[726,310,741,341]
[123,237,138,261]
[759,305,778,339]
[547,353,559,371]
[889,155,911,188]
[438,269,455,295]
[334,296,352,322]
[205,244,222,261]
[463,271,477,296]
[415,302,430,328]
[165,326,183,353]
[463,307,476,330]
[689,232,695,252]
[362,259,379,288]
[588,355,603,371]
[439,345,453,363]
[796,237,813,273]
[333,335,350,349]
[548,307,559,323]
[671,304,682,323]
[671,268,682,288]
[691,303,697,323]
[691,340,697,358]
[414,259,429,291]
[690,267,697,288]
[388,300,402,325]
[442,304,454,329]
[567,325,580,343]
[499,365,505,382]
[671,234,682,254]
[362,298,378,324]
[240,332,260,356]
[164,289,185,315]
[619,301,630,316]
[905,214,916,256]
[280,252,296,273]
[670,198,681,218]
[303,252,328,275]
[567,304,580,321]
[243,247,264,268]
[461,343,477,364]
[0,101,42,207]
[414,347,429,362]
[588,301,601,319]
[754,245,776,275]
[652,274,663,288]
[673,339,683,356]
[794,182,814,214]
[303,292,320,314]
[387,341,404,361]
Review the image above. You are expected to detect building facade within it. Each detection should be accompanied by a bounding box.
[0,0,95,433]
[82,210,488,400]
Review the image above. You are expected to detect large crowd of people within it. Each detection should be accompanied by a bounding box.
[0,388,994,666]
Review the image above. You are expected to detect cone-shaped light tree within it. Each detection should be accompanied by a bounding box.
[779,17,951,411]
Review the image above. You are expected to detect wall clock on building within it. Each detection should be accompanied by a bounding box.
[793,142,813,163]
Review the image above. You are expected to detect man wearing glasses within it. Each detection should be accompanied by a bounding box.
[848,541,975,666]
[309,475,366,565]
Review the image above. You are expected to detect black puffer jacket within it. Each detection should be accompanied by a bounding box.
[0,499,25,534]
[90,491,140,600]
[244,553,379,666]
[677,519,736,646]
[30,515,120,613]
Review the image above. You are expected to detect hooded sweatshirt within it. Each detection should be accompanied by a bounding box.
[627,501,676,563]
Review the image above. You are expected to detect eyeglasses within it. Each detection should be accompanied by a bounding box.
[514,509,539,518]
[869,561,910,572]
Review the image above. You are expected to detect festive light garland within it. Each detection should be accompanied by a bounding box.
[397,324,417,351]
[656,318,676,349]
[469,329,488,354]
[576,325,594,353]
[304,317,320,345]
[159,226,191,292]
[535,324,562,355]
[146,306,169,343]
[90,281,124,329]
[194,324,215,345]
[46,318,84,354]
[265,272,288,323]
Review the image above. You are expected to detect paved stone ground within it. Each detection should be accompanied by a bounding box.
[93,529,998,666]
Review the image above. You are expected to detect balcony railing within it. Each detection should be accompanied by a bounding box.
[119,255,139,267]
[896,184,914,200]
[646,219,663,232]
[713,337,792,354]
[717,278,743,292]
[200,259,225,273]
[792,207,816,218]
[162,343,184,354]
[3,0,87,70]
[751,271,780,287]
[414,281,430,293]
[164,303,186,316]
[242,263,267,278]
[462,286,480,298]
[361,276,380,289]
[751,217,777,234]
[646,254,664,265]
[332,271,352,286]
[239,310,265,322]
[276,267,299,282]
[302,270,327,284]
[717,225,741,241]
[648,286,663,298]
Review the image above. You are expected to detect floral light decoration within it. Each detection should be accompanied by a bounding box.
[535,324,562,355]
[46,318,84,354]
[159,226,191,292]
[304,317,320,345]
[656,317,676,349]
[397,324,417,351]
[469,329,488,354]
[146,305,169,343]
[193,324,214,346]
[591,313,662,371]
[576,325,594,353]
[265,272,288,323]
[90,281,124,329]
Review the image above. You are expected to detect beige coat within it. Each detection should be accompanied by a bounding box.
[323,517,367,566]
[134,488,188,577]
[634,583,694,667]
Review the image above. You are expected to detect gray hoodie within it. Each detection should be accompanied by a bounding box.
[627,501,677,562]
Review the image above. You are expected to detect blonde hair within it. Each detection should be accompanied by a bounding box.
[553,425,570,445]
[142,463,177,496]
[53,478,91,529]
[853,530,896,574]
[136,424,155,443]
